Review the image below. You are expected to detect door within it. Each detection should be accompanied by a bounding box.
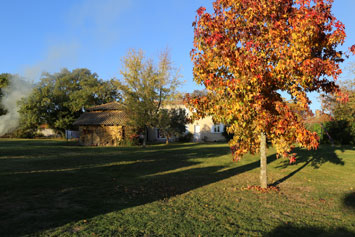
[194,125,201,142]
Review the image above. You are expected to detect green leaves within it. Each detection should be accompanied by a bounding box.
[157,108,188,142]
[0,73,10,116]
[18,68,120,137]
[116,49,182,134]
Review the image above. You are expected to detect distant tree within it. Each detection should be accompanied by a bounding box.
[0,73,10,115]
[115,49,181,146]
[321,79,355,123]
[186,0,350,188]
[321,78,355,144]
[18,68,120,137]
[157,108,188,144]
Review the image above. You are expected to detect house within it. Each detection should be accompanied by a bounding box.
[73,102,129,146]
[187,116,225,142]
[149,101,226,143]
[74,101,226,146]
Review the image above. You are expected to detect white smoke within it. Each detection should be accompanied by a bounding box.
[0,75,32,136]
[0,43,79,137]
[0,0,129,136]
[23,42,79,81]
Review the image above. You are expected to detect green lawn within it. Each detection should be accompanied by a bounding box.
[0,139,354,236]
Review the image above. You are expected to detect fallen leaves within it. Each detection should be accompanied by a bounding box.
[240,185,280,193]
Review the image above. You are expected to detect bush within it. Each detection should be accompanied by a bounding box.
[179,132,193,142]
[306,123,324,141]
[120,133,141,146]
[322,120,355,145]
[11,128,37,138]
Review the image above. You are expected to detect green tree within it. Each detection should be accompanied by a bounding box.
[116,49,181,146]
[321,79,355,144]
[18,68,120,137]
[323,80,354,122]
[157,108,188,144]
[0,73,10,115]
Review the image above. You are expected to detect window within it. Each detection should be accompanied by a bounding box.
[211,124,224,133]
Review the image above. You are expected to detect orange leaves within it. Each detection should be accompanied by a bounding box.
[289,156,297,164]
[335,90,349,103]
[350,45,355,55]
[334,20,345,29]
[197,6,206,16]
[295,0,311,7]
[245,41,254,50]
[189,0,344,162]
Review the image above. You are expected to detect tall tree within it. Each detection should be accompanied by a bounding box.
[18,68,120,137]
[116,49,181,146]
[186,0,351,188]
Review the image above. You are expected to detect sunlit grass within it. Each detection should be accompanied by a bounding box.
[0,139,354,236]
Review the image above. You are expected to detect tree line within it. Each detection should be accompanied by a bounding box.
[318,78,355,145]
[0,49,187,141]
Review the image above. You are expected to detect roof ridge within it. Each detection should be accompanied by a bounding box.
[73,110,127,126]
[86,101,124,112]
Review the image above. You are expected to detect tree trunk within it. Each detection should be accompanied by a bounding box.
[143,126,147,148]
[166,135,169,145]
[260,132,267,189]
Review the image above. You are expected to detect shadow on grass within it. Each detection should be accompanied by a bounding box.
[267,224,355,237]
[271,145,345,186]
[0,139,277,236]
[343,192,355,212]
[279,145,345,168]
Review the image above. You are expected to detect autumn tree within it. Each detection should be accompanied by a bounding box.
[186,0,352,188]
[116,49,181,146]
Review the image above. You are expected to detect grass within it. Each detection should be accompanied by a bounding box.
[0,139,354,236]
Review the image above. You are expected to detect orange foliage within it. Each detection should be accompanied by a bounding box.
[186,0,347,163]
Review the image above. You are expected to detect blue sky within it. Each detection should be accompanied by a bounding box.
[1,0,354,111]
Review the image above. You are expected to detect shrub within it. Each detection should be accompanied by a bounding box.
[179,132,193,142]
[306,123,324,141]
[11,128,38,138]
[322,120,355,145]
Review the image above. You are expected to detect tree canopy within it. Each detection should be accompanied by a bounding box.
[115,49,181,145]
[321,78,355,144]
[186,0,351,187]
[157,108,188,144]
[18,68,120,136]
[0,73,10,116]
[322,78,355,123]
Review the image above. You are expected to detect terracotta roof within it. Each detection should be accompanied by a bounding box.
[86,102,124,112]
[73,111,128,126]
